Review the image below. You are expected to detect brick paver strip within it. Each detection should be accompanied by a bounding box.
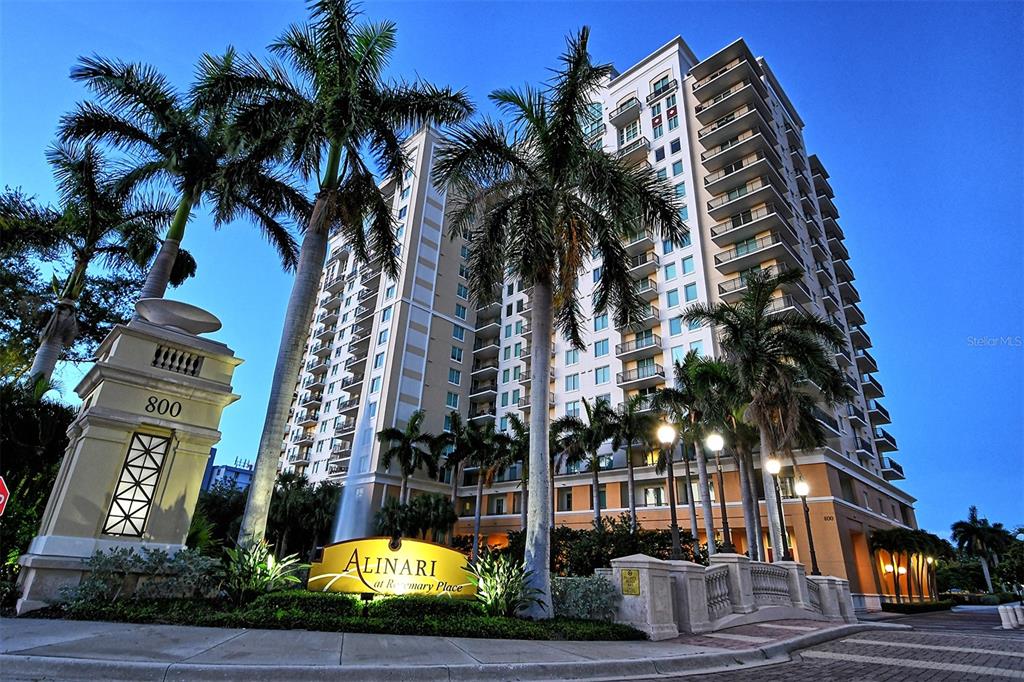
[845,638,1024,659]
[799,650,1024,679]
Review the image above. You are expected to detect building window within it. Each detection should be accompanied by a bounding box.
[374,352,385,369]
[672,345,686,366]
[460,245,469,259]
[669,317,683,336]
[501,392,509,407]
[381,306,392,322]
[453,324,466,341]
[663,239,675,255]
[459,264,469,279]
[386,285,396,299]
[688,319,702,331]
[505,324,513,338]
[594,314,608,331]
[664,263,677,280]
[595,366,610,384]
[674,182,686,197]
[448,368,461,385]
[499,416,508,431]
[451,346,463,363]
[446,392,459,409]
[457,283,470,300]
[515,320,524,334]
[592,266,603,283]
[377,329,389,344]
[400,186,410,200]
[370,377,382,393]
[652,124,663,139]
[455,304,467,320]
[566,400,580,417]
[670,138,681,154]
[681,256,694,275]
[667,289,680,308]
[444,414,453,432]
[656,168,667,180]
[618,118,640,145]
[512,365,521,380]
[672,160,683,176]
[654,147,665,162]
[684,283,698,302]
[398,206,408,219]
[667,115,679,130]
[594,339,609,357]
[565,373,580,391]
[512,388,520,404]
[503,347,512,361]
[689,340,705,356]
[565,349,579,365]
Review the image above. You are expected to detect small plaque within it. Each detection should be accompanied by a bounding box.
[621,568,640,596]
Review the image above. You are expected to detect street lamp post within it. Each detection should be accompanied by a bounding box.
[764,456,793,562]
[705,433,734,553]
[658,423,683,560]
[794,479,820,575]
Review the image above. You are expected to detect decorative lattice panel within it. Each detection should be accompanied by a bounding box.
[102,433,170,537]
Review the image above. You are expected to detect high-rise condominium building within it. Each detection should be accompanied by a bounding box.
[280,37,912,611]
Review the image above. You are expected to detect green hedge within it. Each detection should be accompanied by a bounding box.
[939,591,1018,606]
[48,592,644,641]
[881,600,954,614]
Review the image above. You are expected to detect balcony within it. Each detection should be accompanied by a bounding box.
[713,233,799,275]
[324,274,346,294]
[310,341,333,358]
[300,392,322,409]
[833,258,854,283]
[289,449,311,465]
[844,301,866,327]
[303,374,325,392]
[634,277,659,301]
[823,289,841,313]
[707,175,786,222]
[608,97,641,127]
[867,399,891,425]
[340,374,363,394]
[314,325,335,343]
[627,251,660,277]
[835,347,853,368]
[335,418,357,435]
[357,286,377,304]
[813,406,841,435]
[700,126,778,172]
[344,352,367,370]
[710,202,793,247]
[880,456,905,481]
[317,308,339,326]
[476,299,501,322]
[703,150,781,197]
[475,317,500,338]
[838,279,860,304]
[828,236,849,261]
[469,380,498,398]
[764,295,808,316]
[354,303,374,320]
[617,363,666,389]
[697,104,772,149]
[823,216,844,241]
[855,348,878,374]
[849,325,872,350]
[860,373,884,399]
[817,193,839,220]
[616,136,650,165]
[692,55,762,103]
[337,398,360,414]
[616,334,662,361]
[321,293,343,310]
[292,431,314,447]
[855,436,874,457]
[812,172,834,199]
[471,359,499,377]
[326,461,349,479]
[874,426,898,453]
[360,267,382,289]
[472,337,500,359]
[694,78,767,125]
[521,368,554,384]
[518,392,556,412]
[349,326,372,348]
[624,228,656,256]
[646,79,678,105]
[621,303,660,330]
[297,410,319,427]
[306,357,329,376]
[845,403,867,427]
[468,406,496,421]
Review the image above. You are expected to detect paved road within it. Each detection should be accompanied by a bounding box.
[669,607,1024,681]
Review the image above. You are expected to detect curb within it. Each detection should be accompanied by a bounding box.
[0,622,909,681]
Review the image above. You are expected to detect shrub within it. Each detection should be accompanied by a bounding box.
[551,575,620,621]
[940,591,1019,606]
[251,589,361,617]
[467,551,543,617]
[222,540,305,605]
[367,594,482,619]
[59,547,219,605]
[881,600,954,614]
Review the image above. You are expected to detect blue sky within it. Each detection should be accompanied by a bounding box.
[2,1,1021,536]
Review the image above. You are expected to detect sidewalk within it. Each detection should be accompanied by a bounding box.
[0,617,907,681]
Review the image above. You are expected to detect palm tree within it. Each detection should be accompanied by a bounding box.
[684,268,848,560]
[505,412,531,530]
[651,352,722,555]
[466,419,511,560]
[376,410,439,504]
[208,1,473,547]
[442,411,470,504]
[608,393,657,532]
[60,53,308,302]
[869,527,907,604]
[723,403,764,560]
[2,142,175,382]
[434,29,685,617]
[952,506,1001,593]
[553,397,615,527]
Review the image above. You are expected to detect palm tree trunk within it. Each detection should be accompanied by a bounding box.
[523,279,553,619]
[625,445,638,533]
[736,447,757,560]
[980,556,994,593]
[550,459,556,529]
[665,451,681,560]
[450,463,460,504]
[682,448,700,542]
[472,475,484,561]
[758,428,785,562]
[237,190,333,547]
[29,257,89,383]
[744,452,766,561]
[520,476,528,531]
[591,460,601,527]
[694,441,717,555]
[138,193,191,302]
[400,476,409,505]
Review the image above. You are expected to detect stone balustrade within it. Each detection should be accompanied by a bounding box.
[609,553,857,640]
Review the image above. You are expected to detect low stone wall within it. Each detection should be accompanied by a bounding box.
[608,553,857,640]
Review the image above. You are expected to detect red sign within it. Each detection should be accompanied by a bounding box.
[0,476,8,516]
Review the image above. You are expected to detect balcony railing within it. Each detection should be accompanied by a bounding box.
[846,403,866,424]
[707,176,773,211]
[710,203,783,238]
[646,79,678,104]
[616,364,666,384]
[616,136,650,160]
[616,334,662,355]
[692,58,741,92]
[694,79,755,114]
[609,97,641,121]
[714,233,783,265]
[628,251,660,270]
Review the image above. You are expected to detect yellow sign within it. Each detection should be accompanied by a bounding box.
[621,568,640,596]
[308,537,476,598]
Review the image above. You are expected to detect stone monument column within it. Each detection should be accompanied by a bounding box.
[16,300,241,613]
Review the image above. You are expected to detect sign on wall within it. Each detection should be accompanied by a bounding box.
[308,537,476,599]
[621,568,641,596]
